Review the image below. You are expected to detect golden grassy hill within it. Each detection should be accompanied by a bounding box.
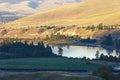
[4,0,120,28]
[1,0,120,39]
[0,23,3,27]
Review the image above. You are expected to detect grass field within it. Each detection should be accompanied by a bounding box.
[0,57,103,71]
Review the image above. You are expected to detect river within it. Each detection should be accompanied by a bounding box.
[52,45,120,59]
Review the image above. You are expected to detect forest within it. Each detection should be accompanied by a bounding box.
[0,41,58,59]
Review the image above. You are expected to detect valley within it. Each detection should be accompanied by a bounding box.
[0,0,120,80]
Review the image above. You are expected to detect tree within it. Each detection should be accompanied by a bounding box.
[1,29,7,36]
[58,47,63,56]
[0,41,58,59]
[97,23,104,30]
[95,50,100,59]
[100,54,110,61]
[45,35,49,39]
[98,66,115,80]
[82,56,87,60]
[119,55,120,60]
[102,34,114,46]
[46,44,53,55]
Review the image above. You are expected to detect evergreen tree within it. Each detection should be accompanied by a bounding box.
[95,50,100,59]
[0,41,57,59]
[58,47,63,56]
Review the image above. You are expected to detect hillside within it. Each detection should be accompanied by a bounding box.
[4,0,120,28]
[0,23,3,27]
[0,0,81,17]
[0,0,120,39]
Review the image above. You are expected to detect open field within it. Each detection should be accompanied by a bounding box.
[0,58,103,71]
[0,71,103,80]
[0,57,110,80]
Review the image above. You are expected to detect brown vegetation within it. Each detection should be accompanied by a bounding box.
[0,71,103,80]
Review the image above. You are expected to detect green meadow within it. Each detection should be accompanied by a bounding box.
[0,57,102,71]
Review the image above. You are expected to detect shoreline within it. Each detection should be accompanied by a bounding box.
[52,41,99,47]
[52,41,120,55]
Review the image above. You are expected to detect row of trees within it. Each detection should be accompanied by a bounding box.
[101,34,114,46]
[80,37,97,43]
[44,33,81,43]
[0,41,58,59]
[84,23,120,31]
[99,54,120,62]
[114,39,120,48]
[101,34,120,48]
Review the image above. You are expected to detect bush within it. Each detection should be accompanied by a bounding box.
[93,66,115,80]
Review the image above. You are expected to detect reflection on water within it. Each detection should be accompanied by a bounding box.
[52,45,120,59]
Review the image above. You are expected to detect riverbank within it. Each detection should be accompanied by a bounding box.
[53,41,120,54]
[53,41,99,47]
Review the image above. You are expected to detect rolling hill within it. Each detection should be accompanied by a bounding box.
[0,0,81,16]
[4,0,120,28]
[1,0,120,39]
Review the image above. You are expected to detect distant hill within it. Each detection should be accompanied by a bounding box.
[0,16,23,23]
[4,0,120,28]
[0,0,81,17]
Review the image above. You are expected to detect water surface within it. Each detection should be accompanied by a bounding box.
[52,45,120,59]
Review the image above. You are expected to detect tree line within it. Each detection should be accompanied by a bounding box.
[44,33,81,43]
[99,54,120,62]
[80,37,97,43]
[101,34,120,48]
[83,23,120,31]
[0,41,58,59]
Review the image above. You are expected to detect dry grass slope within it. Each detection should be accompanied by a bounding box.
[0,0,120,39]
[4,0,120,28]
